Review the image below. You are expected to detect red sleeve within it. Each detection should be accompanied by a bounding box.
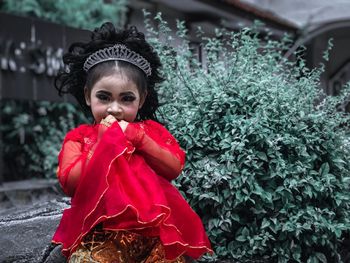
[57,125,96,197]
[124,120,185,180]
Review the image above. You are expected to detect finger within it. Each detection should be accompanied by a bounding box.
[118,120,129,132]
[105,115,117,122]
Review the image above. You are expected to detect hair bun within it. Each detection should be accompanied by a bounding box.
[128,26,145,41]
[92,22,116,41]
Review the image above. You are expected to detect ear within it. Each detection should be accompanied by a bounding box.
[84,87,91,106]
[139,90,148,109]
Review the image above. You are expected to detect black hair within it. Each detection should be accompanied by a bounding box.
[55,22,163,121]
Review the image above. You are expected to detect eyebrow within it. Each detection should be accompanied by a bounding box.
[95,90,136,96]
[120,91,136,96]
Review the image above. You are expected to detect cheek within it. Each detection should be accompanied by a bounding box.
[90,103,106,119]
[91,101,104,112]
[124,105,140,121]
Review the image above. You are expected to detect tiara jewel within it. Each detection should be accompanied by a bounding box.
[83,44,152,76]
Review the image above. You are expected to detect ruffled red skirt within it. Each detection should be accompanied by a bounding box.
[53,124,212,260]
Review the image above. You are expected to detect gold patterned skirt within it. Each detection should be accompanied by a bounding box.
[69,227,186,263]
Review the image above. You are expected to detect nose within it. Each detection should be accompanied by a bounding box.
[107,101,122,117]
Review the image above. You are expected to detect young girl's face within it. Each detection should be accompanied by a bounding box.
[85,73,144,124]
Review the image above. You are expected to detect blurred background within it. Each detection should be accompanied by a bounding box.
[2,0,350,184]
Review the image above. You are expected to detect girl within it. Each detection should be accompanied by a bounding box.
[52,22,212,262]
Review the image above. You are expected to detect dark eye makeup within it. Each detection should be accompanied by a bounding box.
[96,91,110,102]
[122,94,136,102]
[94,90,137,103]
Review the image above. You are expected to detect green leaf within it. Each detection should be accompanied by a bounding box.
[261,218,270,229]
[319,162,330,176]
[315,253,327,263]
[236,235,246,242]
[256,151,268,161]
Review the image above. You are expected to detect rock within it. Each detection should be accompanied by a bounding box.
[0,179,64,209]
[0,197,70,263]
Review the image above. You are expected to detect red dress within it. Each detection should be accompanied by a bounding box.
[52,120,212,260]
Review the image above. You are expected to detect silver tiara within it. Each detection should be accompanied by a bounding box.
[83,44,152,76]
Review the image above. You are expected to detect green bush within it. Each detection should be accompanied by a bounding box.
[1,100,88,180]
[0,0,127,29]
[145,13,350,262]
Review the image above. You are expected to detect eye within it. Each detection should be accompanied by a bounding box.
[96,93,110,102]
[122,95,136,102]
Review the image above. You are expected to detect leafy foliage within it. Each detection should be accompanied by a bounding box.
[1,100,88,180]
[0,0,127,29]
[145,12,350,262]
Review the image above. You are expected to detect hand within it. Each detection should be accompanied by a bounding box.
[100,115,117,127]
[124,122,145,147]
[118,120,129,132]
